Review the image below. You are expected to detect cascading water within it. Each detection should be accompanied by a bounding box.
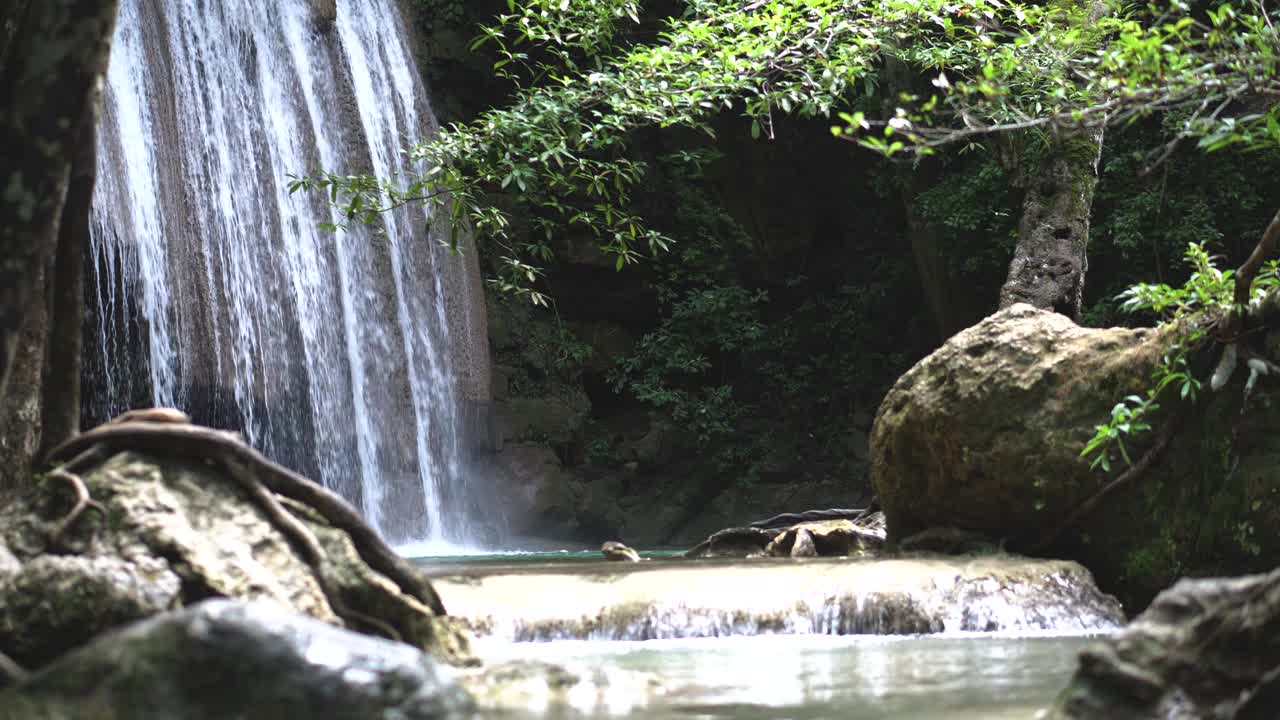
[85,0,491,548]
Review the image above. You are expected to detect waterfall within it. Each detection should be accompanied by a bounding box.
[85,0,491,548]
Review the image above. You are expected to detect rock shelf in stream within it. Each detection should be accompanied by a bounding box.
[428,556,1124,642]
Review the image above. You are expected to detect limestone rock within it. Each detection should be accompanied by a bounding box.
[764,519,885,558]
[0,450,471,669]
[0,600,474,720]
[899,527,1003,555]
[0,540,18,578]
[308,0,336,31]
[576,474,627,539]
[475,442,577,538]
[1048,567,1280,719]
[872,304,1166,543]
[0,555,180,666]
[871,303,1280,606]
[685,526,777,558]
[601,541,640,562]
[460,659,664,715]
[688,512,886,559]
[434,556,1124,641]
[789,528,817,557]
[494,395,589,447]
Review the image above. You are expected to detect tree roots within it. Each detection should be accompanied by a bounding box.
[45,468,105,553]
[44,417,446,643]
[47,421,446,617]
[230,458,401,642]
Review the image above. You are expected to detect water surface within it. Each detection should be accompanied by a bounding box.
[478,632,1094,719]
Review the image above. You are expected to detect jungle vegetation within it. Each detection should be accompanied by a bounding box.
[296,0,1280,487]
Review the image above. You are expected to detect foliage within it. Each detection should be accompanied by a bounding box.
[598,145,918,483]
[297,0,1278,314]
[528,320,595,379]
[412,0,467,32]
[292,0,1280,487]
[840,0,1280,162]
[298,0,1129,299]
[1119,242,1239,318]
[294,0,1277,312]
[912,153,1020,296]
[610,284,767,478]
[1080,242,1280,470]
[1083,127,1280,326]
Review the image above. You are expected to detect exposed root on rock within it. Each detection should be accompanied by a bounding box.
[45,468,106,553]
[45,418,447,624]
[230,461,402,642]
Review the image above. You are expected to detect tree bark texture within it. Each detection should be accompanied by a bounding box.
[902,161,954,341]
[882,52,954,340]
[0,0,119,403]
[37,102,99,459]
[0,263,46,496]
[998,127,1105,320]
[0,0,118,496]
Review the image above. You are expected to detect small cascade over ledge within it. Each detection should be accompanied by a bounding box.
[428,556,1125,642]
[85,0,491,546]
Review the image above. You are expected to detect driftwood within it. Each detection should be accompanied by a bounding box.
[684,527,778,558]
[46,421,446,619]
[747,507,875,530]
[686,507,882,558]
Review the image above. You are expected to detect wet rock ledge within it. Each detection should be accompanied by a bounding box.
[428,555,1124,642]
[1048,565,1280,720]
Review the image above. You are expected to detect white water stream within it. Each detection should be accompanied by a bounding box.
[87,0,484,546]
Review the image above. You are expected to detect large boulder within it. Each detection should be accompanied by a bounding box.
[1047,567,1280,719]
[0,449,471,671]
[0,599,474,720]
[871,304,1280,607]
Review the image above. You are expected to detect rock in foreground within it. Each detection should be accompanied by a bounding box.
[0,600,474,720]
[430,555,1123,641]
[0,446,471,670]
[1048,567,1280,720]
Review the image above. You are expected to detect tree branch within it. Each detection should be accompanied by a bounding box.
[1027,419,1179,555]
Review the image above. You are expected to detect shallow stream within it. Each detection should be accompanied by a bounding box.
[414,550,1102,719]
[481,632,1094,719]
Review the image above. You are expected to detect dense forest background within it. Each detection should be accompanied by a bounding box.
[398,0,1280,543]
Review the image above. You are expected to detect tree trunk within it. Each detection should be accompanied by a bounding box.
[0,264,47,495]
[882,53,953,340]
[903,161,954,340]
[0,0,119,494]
[998,127,1105,320]
[37,98,100,460]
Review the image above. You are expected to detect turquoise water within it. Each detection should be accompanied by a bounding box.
[478,632,1095,719]
[412,549,685,571]
[416,550,1099,718]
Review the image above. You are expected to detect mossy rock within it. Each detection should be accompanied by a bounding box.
[871,304,1280,608]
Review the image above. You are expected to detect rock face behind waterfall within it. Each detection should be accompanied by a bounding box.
[871,304,1280,606]
[87,0,492,544]
[1048,567,1280,720]
[0,451,472,670]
